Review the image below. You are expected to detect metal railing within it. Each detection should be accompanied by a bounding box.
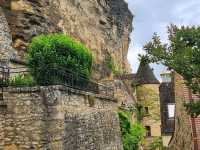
[0,66,114,98]
[0,66,9,87]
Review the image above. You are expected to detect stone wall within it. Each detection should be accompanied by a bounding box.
[136,84,161,148]
[113,79,135,107]
[0,85,123,150]
[169,73,194,150]
[64,111,122,150]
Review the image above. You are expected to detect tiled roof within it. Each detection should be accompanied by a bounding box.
[135,62,160,84]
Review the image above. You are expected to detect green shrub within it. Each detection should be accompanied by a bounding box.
[106,55,115,71]
[118,110,145,150]
[27,34,93,85]
[9,74,37,87]
[149,137,163,150]
[185,101,200,117]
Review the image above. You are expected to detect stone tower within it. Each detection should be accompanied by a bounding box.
[135,61,161,148]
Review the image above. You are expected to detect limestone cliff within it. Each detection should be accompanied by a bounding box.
[1,0,133,79]
[0,1,135,149]
[0,7,14,65]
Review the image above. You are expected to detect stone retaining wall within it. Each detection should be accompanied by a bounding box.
[0,85,123,150]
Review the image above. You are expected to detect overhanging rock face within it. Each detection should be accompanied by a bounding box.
[0,7,14,64]
[1,0,133,79]
[0,86,123,150]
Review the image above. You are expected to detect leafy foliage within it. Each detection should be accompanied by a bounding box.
[144,24,200,116]
[9,74,36,87]
[118,110,145,150]
[106,55,115,71]
[149,137,163,150]
[134,103,146,122]
[184,102,200,117]
[138,54,150,65]
[105,55,122,75]
[27,34,93,85]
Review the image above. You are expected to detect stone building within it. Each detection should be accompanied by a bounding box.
[169,73,200,150]
[159,71,175,147]
[134,61,161,149]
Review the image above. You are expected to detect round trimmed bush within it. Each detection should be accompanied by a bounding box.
[27,34,93,85]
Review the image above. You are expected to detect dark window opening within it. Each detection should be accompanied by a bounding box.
[144,107,149,114]
[145,126,151,137]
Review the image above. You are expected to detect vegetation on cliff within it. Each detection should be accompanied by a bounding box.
[27,34,93,85]
[9,74,36,87]
[118,110,145,150]
[105,54,122,75]
[144,24,200,116]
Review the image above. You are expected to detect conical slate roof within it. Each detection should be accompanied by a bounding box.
[135,62,160,85]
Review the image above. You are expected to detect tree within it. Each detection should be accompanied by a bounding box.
[144,24,200,116]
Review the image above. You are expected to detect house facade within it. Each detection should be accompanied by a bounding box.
[159,71,175,147]
[169,73,200,150]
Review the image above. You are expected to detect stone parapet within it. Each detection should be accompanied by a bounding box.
[5,85,117,102]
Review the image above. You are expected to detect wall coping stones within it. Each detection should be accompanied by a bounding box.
[4,85,117,102]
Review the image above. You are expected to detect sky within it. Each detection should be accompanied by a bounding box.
[127,0,200,81]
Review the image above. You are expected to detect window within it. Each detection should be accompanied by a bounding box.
[167,103,175,118]
[145,126,151,137]
[161,72,172,83]
[144,107,149,114]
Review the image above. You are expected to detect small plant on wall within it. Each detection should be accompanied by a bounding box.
[27,34,93,85]
[149,136,164,150]
[9,74,37,87]
[135,103,146,122]
[105,54,122,75]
